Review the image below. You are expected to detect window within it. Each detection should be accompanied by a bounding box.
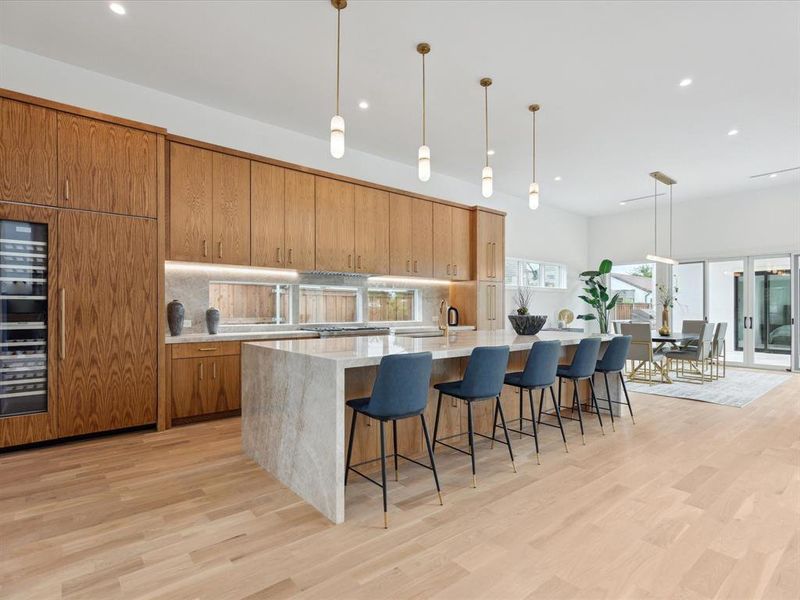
[298,286,360,324]
[367,289,418,322]
[505,258,566,290]
[608,262,655,323]
[210,282,290,325]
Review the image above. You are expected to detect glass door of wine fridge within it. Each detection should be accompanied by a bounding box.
[0,219,49,417]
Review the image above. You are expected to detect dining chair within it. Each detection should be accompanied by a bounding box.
[712,322,728,379]
[679,320,705,348]
[664,322,716,383]
[621,323,669,384]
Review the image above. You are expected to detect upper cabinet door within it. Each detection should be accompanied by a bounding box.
[169,143,213,262]
[284,170,315,271]
[57,113,157,217]
[251,162,285,268]
[0,99,57,206]
[411,198,433,277]
[432,202,453,280]
[211,152,250,265]
[354,186,389,274]
[389,193,413,276]
[451,207,472,281]
[315,177,355,272]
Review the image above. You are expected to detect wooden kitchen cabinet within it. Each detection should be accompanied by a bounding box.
[57,210,157,437]
[57,113,157,218]
[389,193,433,277]
[354,185,389,274]
[171,354,240,420]
[411,198,433,277]
[169,142,213,262]
[433,204,473,281]
[476,209,504,281]
[251,163,315,270]
[451,207,472,280]
[477,281,504,331]
[0,99,57,206]
[212,152,250,265]
[315,176,355,272]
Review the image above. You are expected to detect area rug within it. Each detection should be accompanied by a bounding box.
[625,368,792,408]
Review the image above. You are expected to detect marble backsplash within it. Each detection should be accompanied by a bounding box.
[165,262,450,335]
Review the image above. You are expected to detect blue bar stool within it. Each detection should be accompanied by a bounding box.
[502,340,567,463]
[541,337,603,445]
[344,352,439,529]
[432,346,513,487]
[594,335,634,427]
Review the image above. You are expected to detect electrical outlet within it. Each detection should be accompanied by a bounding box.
[184,319,192,328]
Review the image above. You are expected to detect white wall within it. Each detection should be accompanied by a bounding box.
[0,44,590,329]
[588,184,800,266]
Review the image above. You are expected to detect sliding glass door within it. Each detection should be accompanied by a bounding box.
[748,256,791,369]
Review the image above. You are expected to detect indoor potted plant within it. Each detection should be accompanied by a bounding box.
[576,259,619,334]
[507,287,547,335]
[656,283,677,336]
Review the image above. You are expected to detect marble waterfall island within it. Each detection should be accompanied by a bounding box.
[241,330,617,523]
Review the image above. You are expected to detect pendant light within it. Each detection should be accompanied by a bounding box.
[329,0,347,159]
[645,171,679,265]
[416,43,431,182]
[480,78,493,198]
[528,104,540,210]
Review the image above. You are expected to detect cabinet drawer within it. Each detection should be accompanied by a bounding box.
[171,341,240,359]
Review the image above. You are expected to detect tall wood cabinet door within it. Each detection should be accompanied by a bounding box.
[212,152,250,265]
[57,211,157,437]
[171,358,207,419]
[207,355,241,413]
[432,202,453,279]
[451,207,472,281]
[315,177,355,272]
[354,186,389,274]
[477,210,504,281]
[389,193,413,276]
[0,99,57,206]
[169,143,213,262]
[411,198,433,277]
[284,170,316,271]
[251,162,285,268]
[57,113,157,218]
[477,282,503,331]
[0,203,59,448]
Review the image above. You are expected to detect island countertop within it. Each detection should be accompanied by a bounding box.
[244,329,613,368]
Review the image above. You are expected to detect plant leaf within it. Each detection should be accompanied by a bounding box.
[600,290,609,302]
[577,314,597,321]
[599,259,613,274]
[607,293,621,310]
[580,270,601,278]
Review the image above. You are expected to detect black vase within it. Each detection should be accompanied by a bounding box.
[167,299,185,336]
[206,307,220,335]
[507,314,548,336]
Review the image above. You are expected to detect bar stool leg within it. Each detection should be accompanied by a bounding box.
[550,385,569,452]
[392,419,399,482]
[467,401,477,487]
[345,409,357,485]
[529,389,541,464]
[602,373,616,432]
[619,372,635,424]
[490,397,499,449]
[420,414,443,505]
[496,396,517,473]
[573,383,586,445]
[379,420,388,529]
[588,377,605,435]
[518,387,524,439]
[432,391,443,453]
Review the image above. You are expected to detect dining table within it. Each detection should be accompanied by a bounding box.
[651,331,699,353]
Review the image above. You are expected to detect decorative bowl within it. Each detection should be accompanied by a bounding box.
[507,314,547,336]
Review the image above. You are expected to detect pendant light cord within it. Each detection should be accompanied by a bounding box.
[336,7,341,116]
[422,52,426,146]
[669,183,673,257]
[484,86,489,167]
[532,109,536,181]
[653,178,658,255]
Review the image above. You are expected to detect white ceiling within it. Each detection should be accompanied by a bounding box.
[1,0,798,216]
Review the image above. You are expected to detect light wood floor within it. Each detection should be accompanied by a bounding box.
[1,373,798,600]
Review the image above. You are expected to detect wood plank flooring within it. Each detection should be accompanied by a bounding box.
[1,372,798,599]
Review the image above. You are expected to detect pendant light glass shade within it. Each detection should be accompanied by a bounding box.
[418,145,431,181]
[482,166,493,198]
[330,115,345,159]
[528,181,540,210]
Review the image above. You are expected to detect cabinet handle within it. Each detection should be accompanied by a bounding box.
[203,240,208,257]
[406,259,411,273]
[447,264,451,276]
[492,243,497,278]
[486,285,491,323]
[454,264,458,277]
[288,248,293,264]
[212,361,217,380]
[218,241,223,259]
[348,254,352,269]
[413,260,418,273]
[59,288,65,360]
[486,242,492,278]
[64,177,70,202]
[357,255,362,270]
[198,347,218,352]
[199,362,204,381]
[276,247,282,264]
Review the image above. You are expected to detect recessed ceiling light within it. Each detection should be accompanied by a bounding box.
[358,100,369,110]
[728,129,739,136]
[769,173,778,178]
[554,176,562,181]
[619,201,629,206]
[679,78,692,87]
[109,2,126,15]
[487,149,495,156]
